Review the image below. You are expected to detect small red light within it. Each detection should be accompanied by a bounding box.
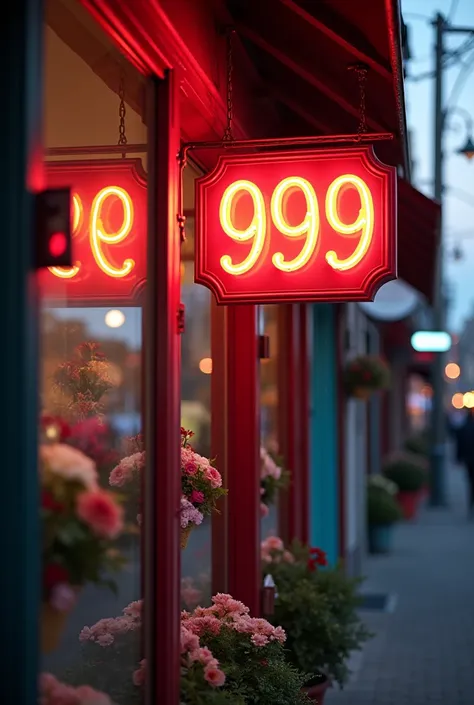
[49,232,67,257]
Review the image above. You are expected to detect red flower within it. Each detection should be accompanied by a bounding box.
[41,490,65,513]
[310,547,328,567]
[44,563,69,593]
[260,659,269,667]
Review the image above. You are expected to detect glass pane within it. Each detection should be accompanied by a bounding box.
[260,305,282,539]
[39,8,146,704]
[180,166,213,610]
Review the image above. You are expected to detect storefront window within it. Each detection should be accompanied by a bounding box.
[260,305,281,538]
[39,8,146,703]
[180,165,212,610]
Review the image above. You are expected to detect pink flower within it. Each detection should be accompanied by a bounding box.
[195,647,215,665]
[204,664,226,687]
[251,633,269,646]
[260,502,269,518]
[205,466,222,488]
[50,584,77,612]
[109,452,144,487]
[76,489,123,539]
[132,659,146,687]
[191,490,204,504]
[123,600,142,620]
[262,536,284,552]
[283,550,295,563]
[74,685,112,705]
[184,461,198,475]
[40,443,98,489]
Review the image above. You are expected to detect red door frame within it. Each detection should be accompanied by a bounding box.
[144,73,181,704]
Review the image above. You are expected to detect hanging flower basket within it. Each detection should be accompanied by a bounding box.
[344,355,391,399]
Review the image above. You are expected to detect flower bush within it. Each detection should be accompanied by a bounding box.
[39,673,112,705]
[344,355,390,397]
[181,594,310,703]
[260,448,290,518]
[41,442,124,612]
[261,538,371,688]
[382,451,428,492]
[367,482,402,526]
[71,594,309,705]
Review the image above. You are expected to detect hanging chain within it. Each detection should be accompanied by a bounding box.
[118,72,128,148]
[222,29,235,142]
[349,63,369,139]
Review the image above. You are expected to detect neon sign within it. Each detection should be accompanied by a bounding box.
[195,146,397,304]
[39,159,147,304]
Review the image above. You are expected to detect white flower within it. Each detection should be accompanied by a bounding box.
[40,443,98,489]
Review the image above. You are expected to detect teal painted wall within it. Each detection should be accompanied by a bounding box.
[309,305,339,565]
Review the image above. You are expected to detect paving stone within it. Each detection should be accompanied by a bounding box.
[327,461,474,705]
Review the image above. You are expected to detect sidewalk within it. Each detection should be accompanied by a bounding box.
[327,462,474,705]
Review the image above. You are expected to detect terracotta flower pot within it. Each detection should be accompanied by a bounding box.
[181,525,193,549]
[303,675,330,704]
[396,490,422,520]
[353,387,372,400]
[41,601,72,654]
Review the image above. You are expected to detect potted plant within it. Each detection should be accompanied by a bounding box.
[75,594,310,705]
[404,431,430,496]
[367,476,402,554]
[261,538,372,702]
[109,427,227,548]
[382,452,428,520]
[260,447,290,518]
[40,439,125,654]
[343,355,390,400]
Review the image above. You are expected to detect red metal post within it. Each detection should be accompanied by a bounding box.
[144,72,181,705]
[336,305,347,561]
[278,305,303,544]
[226,305,261,615]
[298,304,311,545]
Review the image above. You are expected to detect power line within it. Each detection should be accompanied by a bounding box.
[448,0,460,22]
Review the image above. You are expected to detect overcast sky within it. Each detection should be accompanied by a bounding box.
[403,0,474,331]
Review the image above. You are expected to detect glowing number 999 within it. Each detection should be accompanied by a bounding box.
[218,174,374,275]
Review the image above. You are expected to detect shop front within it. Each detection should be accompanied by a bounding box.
[4,1,439,703]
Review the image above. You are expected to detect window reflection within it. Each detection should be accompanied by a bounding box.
[180,168,212,610]
[260,305,281,539]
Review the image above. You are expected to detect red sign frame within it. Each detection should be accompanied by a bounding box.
[195,146,397,304]
[38,159,147,307]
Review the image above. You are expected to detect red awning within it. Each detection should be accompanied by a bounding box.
[226,0,409,172]
[397,178,440,304]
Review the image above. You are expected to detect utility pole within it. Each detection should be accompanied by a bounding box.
[430,14,474,507]
[430,13,446,507]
